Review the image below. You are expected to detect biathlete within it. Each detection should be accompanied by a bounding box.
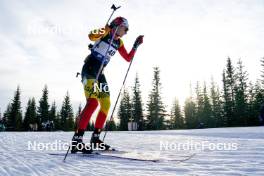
[71,17,144,153]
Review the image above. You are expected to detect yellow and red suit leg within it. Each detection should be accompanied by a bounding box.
[78,74,110,131]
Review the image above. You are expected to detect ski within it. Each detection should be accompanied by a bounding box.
[49,150,196,163]
[49,152,159,162]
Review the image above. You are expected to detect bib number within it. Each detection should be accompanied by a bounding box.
[93,41,117,58]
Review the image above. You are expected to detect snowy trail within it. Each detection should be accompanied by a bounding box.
[0,127,264,176]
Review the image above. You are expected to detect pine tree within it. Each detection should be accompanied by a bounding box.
[23,99,32,131]
[60,92,74,131]
[23,98,38,131]
[118,89,131,131]
[146,67,166,130]
[75,104,82,131]
[37,85,50,129]
[54,112,62,130]
[252,81,264,125]
[226,58,236,103]
[222,71,231,127]
[31,98,38,124]
[234,59,248,126]
[170,98,184,129]
[210,78,224,127]
[131,74,144,130]
[184,97,197,129]
[247,82,258,126]
[7,86,23,131]
[49,101,57,130]
[3,104,11,129]
[195,82,204,126]
[223,58,236,126]
[202,83,213,128]
[118,94,125,130]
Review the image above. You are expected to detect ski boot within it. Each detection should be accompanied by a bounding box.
[90,128,111,150]
[71,129,93,154]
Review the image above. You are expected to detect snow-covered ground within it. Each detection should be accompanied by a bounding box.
[0,127,264,176]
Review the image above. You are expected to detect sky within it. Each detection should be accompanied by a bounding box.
[0,0,264,119]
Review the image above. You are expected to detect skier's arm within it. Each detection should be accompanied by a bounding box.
[118,41,136,62]
[118,35,144,62]
[88,25,111,41]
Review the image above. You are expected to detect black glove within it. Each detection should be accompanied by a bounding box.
[133,35,144,50]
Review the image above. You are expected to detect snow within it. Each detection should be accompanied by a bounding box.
[0,127,264,176]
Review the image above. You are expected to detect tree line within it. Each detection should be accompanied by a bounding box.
[1,57,264,131]
[118,57,264,130]
[0,85,77,131]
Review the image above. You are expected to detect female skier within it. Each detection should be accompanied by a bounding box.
[71,17,143,153]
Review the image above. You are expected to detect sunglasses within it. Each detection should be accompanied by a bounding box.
[120,25,129,32]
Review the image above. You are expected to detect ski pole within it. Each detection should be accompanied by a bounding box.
[103,34,144,141]
[88,4,121,50]
[64,4,120,162]
[107,4,121,25]
[102,54,136,141]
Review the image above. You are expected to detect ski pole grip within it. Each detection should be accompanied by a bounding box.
[111,4,121,11]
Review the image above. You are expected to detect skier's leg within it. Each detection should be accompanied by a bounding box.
[72,78,99,153]
[71,129,85,153]
[91,96,111,150]
[91,75,111,150]
[94,96,110,129]
[95,74,111,130]
[78,78,99,131]
[78,98,98,130]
